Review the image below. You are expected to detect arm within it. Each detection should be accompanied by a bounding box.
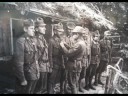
[60,42,81,57]
[14,39,26,85]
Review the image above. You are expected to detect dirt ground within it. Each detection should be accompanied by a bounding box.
[0,72,107,94]
[78,72,107,94]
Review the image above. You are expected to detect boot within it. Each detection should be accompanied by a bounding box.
[47,82,54,94]
[93,74,98,86]
[79,81,85,92]
[98,74,104,85]
[84,85,89,90]
[89,77,96,90]
[89,84,96,90]
[84,76,89,90]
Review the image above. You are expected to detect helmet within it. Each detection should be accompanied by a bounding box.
[67,22,76,30]
[53,23,64,32]
[23,19,34,27]
[35,17,46,27]
[72,26,85,33]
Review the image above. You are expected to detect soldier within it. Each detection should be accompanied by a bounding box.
[78,27,89,92]
[48,23,65,94]
[94,31,111,86]
[84,32,100,90]
[34,17,50,94]
[60,26,86,94]
[67,22,76,38]
[14,19,40,94]
[63,22,76,94]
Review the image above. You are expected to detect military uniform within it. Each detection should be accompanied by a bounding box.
[48,23,65,94]
[60,26,86,94]
[85,32,100,90]
[94,38,111,85]
[78,28,89,92]
[14,35,40,94]
[33,17,50,94]
[34,35,50,94]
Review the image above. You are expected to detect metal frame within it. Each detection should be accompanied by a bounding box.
[104,58,128,94]
[10,18,23,55]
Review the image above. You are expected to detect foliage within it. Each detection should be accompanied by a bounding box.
[15,2,115,30]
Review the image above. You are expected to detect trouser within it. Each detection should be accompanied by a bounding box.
[15,77,26,94]
[67,70,78,94]
[85,64,98,86]
[95,60,108,82]
[78,66,86,90]
[48,67,66,94]
[15,77,38,94]
[34,72,47,94]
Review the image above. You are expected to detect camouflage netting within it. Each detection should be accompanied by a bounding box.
[15,2,115,30]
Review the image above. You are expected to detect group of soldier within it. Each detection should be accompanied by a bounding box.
[13,17,112,94]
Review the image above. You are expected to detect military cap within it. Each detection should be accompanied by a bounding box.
[35,17,46,27]
[67,22,76,30]
[23,19,34,27]
[72,26,85,33]
[53,23,64,32]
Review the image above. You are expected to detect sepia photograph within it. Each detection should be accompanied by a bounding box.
[0,2,128,94]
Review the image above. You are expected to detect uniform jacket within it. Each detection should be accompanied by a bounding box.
[14,35,40,82]
[90,40,100,64]
[48,35,64,69]
[61,37,86,72]
[36,35,50,72]
[82,40,88,68]
[100,38,111,62]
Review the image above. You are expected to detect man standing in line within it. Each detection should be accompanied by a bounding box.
[94,31,111,86]
[14,19,40,94]
[34,17,50,94]
[60,26,86,94]
[84,32,100,90]
[48,23,65,94]
[78,27,89,92]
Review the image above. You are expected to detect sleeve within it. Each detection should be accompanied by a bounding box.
[14,39,26,82]
[61,43,81,57]
[48,39,53,68]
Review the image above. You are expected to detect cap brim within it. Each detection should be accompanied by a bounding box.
[57,29,64,32]
[67,27,74,30]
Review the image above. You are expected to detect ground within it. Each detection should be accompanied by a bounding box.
[0,72,107,94]
[78,72,107,94]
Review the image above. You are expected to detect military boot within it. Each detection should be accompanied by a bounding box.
[79,80,85,92]
[84,77,89,90]
[93,74,98,86]
[89,77,96,90]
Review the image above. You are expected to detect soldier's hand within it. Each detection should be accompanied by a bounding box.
[60,42,64,47]
[21,80,27,86]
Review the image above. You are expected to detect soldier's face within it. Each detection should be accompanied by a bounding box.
[72,33,79,40]
[38,25,46,34]
[25,26,35,37]
[68,29,73,37]
[94,36,98,41]
[83,33,88,40]
[57,30,64,37]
